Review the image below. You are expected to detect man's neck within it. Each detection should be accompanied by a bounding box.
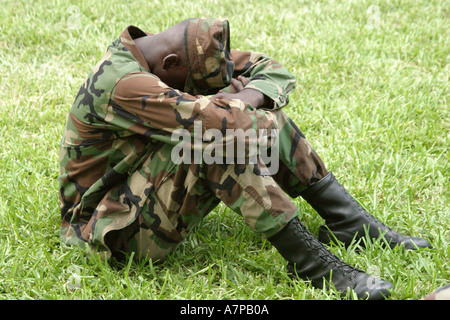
[134,35,164,72]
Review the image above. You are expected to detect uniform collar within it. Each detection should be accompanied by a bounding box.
[120,25,151,72]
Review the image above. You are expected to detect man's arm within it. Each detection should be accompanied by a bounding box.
[224,50,297,110]
[211,76,271,109]
[110,72,277,146]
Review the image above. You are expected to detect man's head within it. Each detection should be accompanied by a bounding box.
[135,19,190,91]
[136,18,234,95]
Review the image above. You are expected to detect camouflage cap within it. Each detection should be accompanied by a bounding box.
[184,18,235,95]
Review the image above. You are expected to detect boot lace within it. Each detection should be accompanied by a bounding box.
[293,218,361,279]
[341,184,394,233]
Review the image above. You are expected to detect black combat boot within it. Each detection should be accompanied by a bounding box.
[301,172,432,250]
[268,217,393,300]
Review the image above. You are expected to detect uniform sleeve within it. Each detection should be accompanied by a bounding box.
[230,49,297,110]
[110,72,278,147]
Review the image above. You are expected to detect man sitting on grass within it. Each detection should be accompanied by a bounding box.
[58,18,431,300]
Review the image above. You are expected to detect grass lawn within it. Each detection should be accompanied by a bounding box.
[0,0,448,300]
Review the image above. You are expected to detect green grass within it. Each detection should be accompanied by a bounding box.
[0,0,448,300]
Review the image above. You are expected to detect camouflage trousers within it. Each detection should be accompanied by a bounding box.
[103,109,328,261]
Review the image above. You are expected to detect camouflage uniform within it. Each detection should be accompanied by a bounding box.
[59,18,328,260]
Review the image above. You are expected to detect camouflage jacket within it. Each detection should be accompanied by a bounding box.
[59,19,296,250]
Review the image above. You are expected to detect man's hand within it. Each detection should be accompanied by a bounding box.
[228,76,250,93]
[211,76,271,108]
